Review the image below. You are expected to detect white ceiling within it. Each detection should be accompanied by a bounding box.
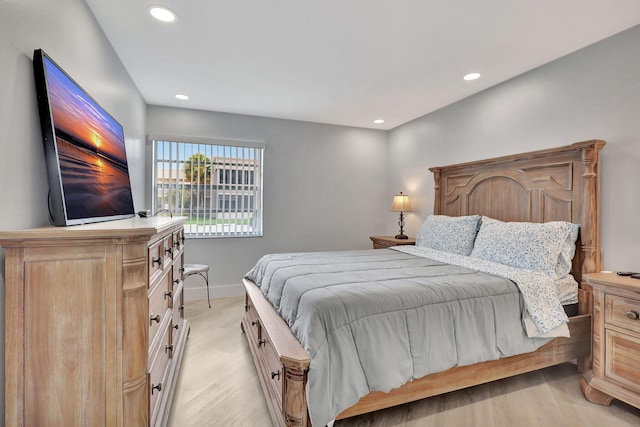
[86,1,640,130]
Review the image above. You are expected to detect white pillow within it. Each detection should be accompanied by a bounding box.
[470,216,579,279]
[415,215,481,256]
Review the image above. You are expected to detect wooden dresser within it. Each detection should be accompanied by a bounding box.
[0,217,189,427]
[581,273,640,409]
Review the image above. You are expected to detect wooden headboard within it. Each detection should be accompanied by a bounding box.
[429,140,605,284]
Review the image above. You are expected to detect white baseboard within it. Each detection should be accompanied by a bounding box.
[183,283,244,302]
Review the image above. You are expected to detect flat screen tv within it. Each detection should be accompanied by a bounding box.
[33,49,135,226]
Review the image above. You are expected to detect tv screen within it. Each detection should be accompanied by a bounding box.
[33,49,135,226]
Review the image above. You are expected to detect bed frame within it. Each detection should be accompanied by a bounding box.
[241,140,606,426]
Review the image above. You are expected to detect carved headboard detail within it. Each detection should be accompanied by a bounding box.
[429,140,605,284]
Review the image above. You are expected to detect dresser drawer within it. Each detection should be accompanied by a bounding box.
[162,234,174,265]
[172,281,185,333]
[173,229,185,256]
[149,321,172,426]
[605,294,640,334]
[245,298,260,337]
[148,239,166,286]
[149,270,172,347]
[260,333,284,408]
[604,329,640,392]
[171,256,183,302]
[243,305,283,409]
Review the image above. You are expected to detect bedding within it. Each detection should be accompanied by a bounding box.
[415,214,481,255]
[470,216,580,279]
[245,247,565,427]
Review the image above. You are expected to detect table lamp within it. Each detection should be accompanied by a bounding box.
[390,192,412,239]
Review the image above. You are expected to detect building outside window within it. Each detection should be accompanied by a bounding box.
[151,136,264,237]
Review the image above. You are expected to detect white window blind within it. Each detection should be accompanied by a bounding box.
[151,136,264,238]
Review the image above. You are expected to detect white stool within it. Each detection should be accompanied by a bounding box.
[182,263,211,308]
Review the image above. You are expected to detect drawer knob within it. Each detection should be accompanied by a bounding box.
[165,344,174,353]
[150,314,161,324]
[152,256,162,266]
[258,339,266,347]
[173,323,179,330]
[164,290,173,299]
[271,371,280,380]
[251,321,259,327]
[164,247,172,255]
[627,310,640,320]
[151,382,162,395]
[173,279,180,285]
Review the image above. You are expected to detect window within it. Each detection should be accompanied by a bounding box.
[151,136,264,237]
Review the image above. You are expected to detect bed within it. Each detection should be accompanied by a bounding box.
[241,140,605,427]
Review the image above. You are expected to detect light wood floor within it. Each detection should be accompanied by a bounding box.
[168,297,640,427]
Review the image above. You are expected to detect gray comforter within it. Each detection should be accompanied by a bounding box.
[245,249,551,426]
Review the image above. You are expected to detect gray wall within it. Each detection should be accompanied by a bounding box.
[389,25,640,272]
[0,0,147,419]
[146,106,389,298]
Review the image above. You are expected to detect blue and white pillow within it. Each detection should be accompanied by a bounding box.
[470,216,580,279]
[416,215,481,256]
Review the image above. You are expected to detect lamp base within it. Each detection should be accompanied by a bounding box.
[395,233,408,239]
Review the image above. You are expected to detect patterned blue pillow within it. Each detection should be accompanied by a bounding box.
[415,215,481,256]
[470,217,580,279]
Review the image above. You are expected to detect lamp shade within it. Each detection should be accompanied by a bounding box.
[390,192,412,212]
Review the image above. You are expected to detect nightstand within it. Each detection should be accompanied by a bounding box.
[369,235,416,249]
[581,273,640,409]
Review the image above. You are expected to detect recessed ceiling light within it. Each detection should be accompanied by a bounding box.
[463,73,481,81]
[373,119,385,124]
[175,94,189,100]
[149,6,177,22]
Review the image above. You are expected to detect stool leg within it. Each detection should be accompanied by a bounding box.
[204,270,211,308]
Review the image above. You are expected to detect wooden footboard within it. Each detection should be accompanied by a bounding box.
[242,279,310,427]
[242,278,591,427]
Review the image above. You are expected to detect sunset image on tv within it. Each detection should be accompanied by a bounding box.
[43,56,134,220]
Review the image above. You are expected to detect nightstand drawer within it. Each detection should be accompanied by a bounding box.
[370,236,416,249]
[374,240,399,249]
[606,294,640,334]
[605,329,640,392]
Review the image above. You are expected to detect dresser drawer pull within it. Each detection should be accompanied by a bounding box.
[258,339,266,347]
[173,323,179,330]
[251,321,259,327]
[271,371,280,380]
[165,344,174,353]
[164,290,173,299]
[152,256,162,266]
[150,314,161,324]
[151,382,162,395]
[173,279,180,285]
[627,310,640,320]
[164,247,172,255]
